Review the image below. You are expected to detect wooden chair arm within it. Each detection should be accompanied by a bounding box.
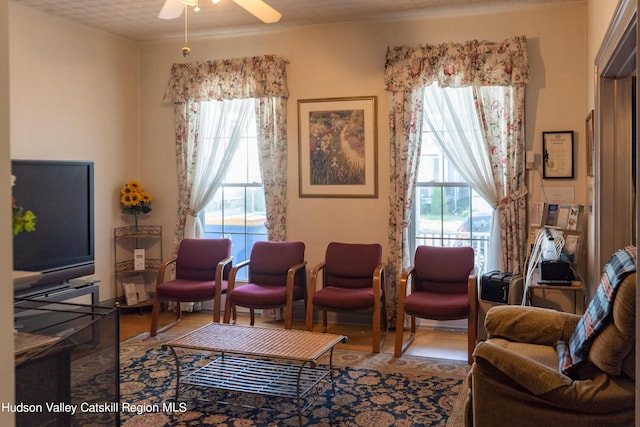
[216,256,234,283]
[305,261,325,331]
[372,263,385,299]
[397,266,415,301]
[223,259,249,324]
[227,259,250,292]
[468,266,479,308]
[467,266,479,362]
[308,261,326,295]
[156,257,177,286]
[287,262,308,286]
[209,255,233,324]
[286,261,308,320]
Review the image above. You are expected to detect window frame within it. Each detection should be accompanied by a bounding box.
[410,148,491,274]
[198,100,268,277]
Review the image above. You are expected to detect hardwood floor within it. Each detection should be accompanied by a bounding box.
[119,308,468,362]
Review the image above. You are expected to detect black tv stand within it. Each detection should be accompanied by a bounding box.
[15,280,100,306]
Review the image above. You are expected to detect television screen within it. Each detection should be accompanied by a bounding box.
[12,160,95,289]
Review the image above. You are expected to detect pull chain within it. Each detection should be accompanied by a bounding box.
[182,2,190,57]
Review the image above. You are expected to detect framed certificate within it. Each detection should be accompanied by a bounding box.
[542,131,574,179]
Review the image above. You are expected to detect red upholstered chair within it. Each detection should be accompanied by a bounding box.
[305,242,386,353]
[223,241,306,329]
[150,238,232,337]
[394,245,478,363]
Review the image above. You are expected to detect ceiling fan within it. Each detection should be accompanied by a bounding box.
[158,0,282,24]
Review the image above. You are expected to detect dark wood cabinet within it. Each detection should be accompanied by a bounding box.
[14,299,119,427]
[16,345,72,427]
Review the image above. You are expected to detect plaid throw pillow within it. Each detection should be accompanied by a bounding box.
[557,246,636,377]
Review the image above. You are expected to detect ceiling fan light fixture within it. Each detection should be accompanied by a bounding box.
[159,0,282,24]
[232,0,281,23]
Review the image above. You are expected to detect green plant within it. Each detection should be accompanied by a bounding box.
[11,175,36,236]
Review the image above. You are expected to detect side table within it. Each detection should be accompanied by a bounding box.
[525,269,586,314]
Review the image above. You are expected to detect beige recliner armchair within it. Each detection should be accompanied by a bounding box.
[466,259,635,427]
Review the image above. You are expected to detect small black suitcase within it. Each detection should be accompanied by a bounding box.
[481,271,515,304]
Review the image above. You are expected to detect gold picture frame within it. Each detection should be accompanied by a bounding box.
[297,96,378,198]
[586,110,594,177]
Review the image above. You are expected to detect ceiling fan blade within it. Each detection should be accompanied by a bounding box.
[232,0,282,23]
[158,0,185,20]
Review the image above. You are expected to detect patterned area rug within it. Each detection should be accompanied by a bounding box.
[119,333,470,426]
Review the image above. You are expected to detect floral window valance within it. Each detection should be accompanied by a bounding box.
[163,54,289,103]
[384,35,529,91]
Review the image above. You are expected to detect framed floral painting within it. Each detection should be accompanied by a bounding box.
[297,96,378,198]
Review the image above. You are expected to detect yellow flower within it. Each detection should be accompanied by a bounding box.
[120,194,133,207]
[128,180,142,190]
[119,180,153,215]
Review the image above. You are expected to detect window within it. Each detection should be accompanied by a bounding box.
[411,91,492,274]
[200,100,268,279]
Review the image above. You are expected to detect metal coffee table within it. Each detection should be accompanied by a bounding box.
[162,323,346,424]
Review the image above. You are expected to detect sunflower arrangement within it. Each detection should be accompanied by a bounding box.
[120,180,153,215]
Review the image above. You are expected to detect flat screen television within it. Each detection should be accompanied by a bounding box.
[12,160,95,290]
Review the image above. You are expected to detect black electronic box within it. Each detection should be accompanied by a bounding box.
[481,271,518,304]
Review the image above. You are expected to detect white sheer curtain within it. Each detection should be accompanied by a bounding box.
[184,98,254,238]
[422,83,501,271]
[384,36,528,317]
[163,55,289,250]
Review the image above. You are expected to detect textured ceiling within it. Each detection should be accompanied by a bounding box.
[10,0,575,42]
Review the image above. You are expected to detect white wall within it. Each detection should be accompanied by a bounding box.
[6,1,599,310]
[583,0,622,287]
[587,0,621,108]
[139,3,590,273]
[1,0,15,423]
[0,0,627,417]
[9,4,139,301]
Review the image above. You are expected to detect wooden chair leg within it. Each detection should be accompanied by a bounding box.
[250,308,255,326]
[305,300,314,331]
[380,293,388,349]
[372,301,381,353]
[150,294,162,337]
[394,289,412,357]
[322,311,328,333]
[381,293,388,332]
[213,295,221,323]
[223,299,236,324]
[284,302,293,330]
[467,314,477,364]
[150,299,183,336]
[394,312,405,357]
[394,313,417,357]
